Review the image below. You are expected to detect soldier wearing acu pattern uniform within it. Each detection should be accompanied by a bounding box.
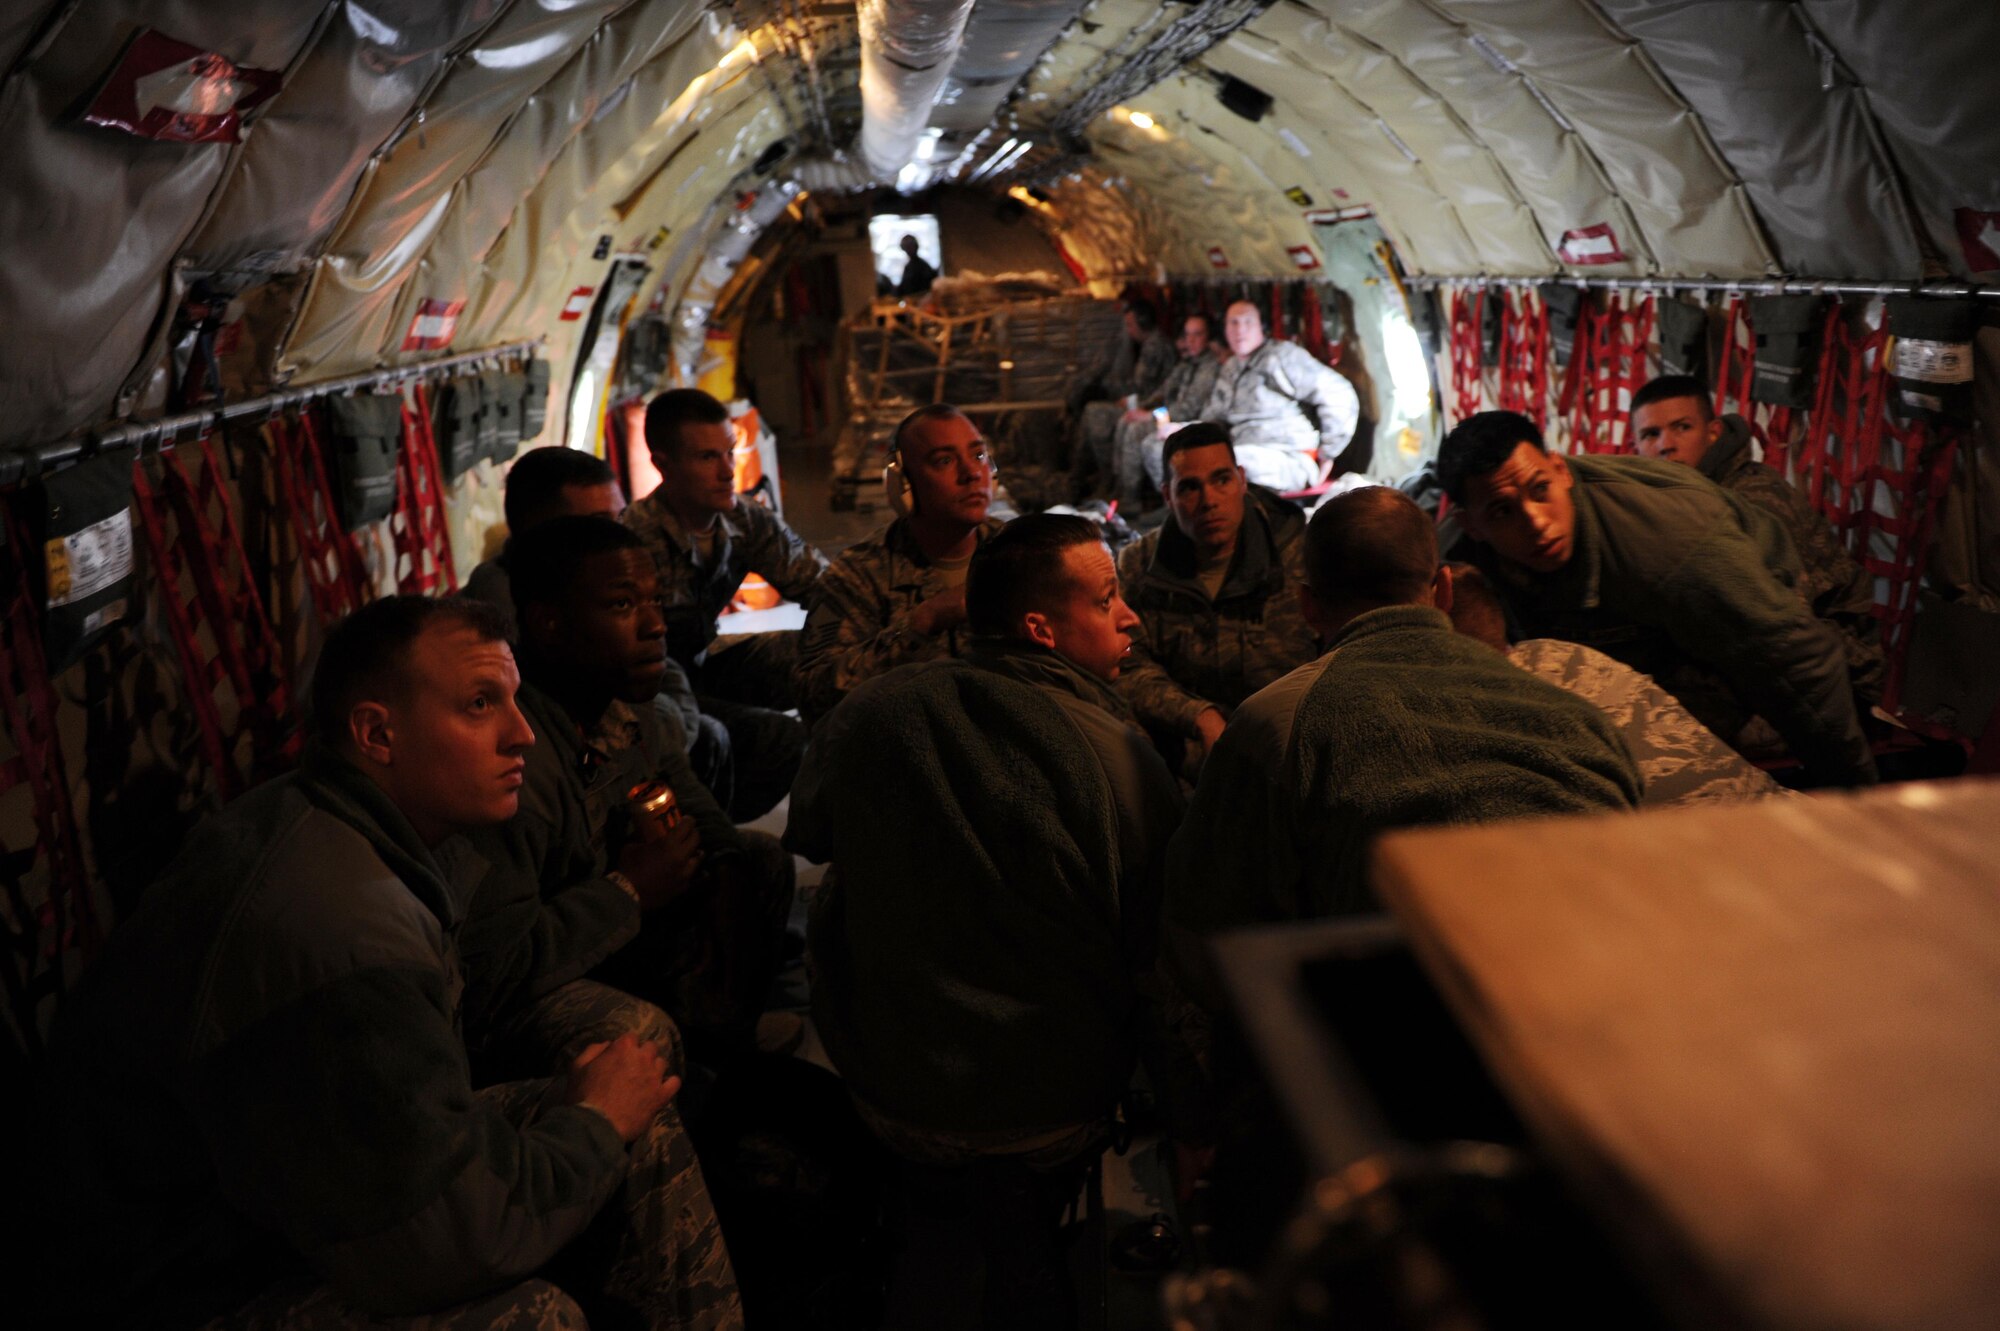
[1116,422,1321,771]
[1631,375,1884,708]
[796,404,1006,723]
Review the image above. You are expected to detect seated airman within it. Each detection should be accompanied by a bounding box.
[795,403,1006,723]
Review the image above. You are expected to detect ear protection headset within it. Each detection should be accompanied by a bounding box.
[883,441,914,517]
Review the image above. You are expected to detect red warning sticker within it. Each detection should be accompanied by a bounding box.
[1287,245,1321,271]
[1954,207,2000,272]
[559,287,596,321]
[1558,223,1625,266]
[402,298,464,352]
[1207,247,1230,270]
[82,29,281,144]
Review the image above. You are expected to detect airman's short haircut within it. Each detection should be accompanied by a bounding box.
[1125,302,1159,333]
[891,402,968,461]
[1630,375,1714,422]
[965,514,1103,639]
[502,446,615,534]
[310,595,510,745]
[644,388,729,460]
[503,515,647,613]
[1160,421,1235,472]
[1436,410,1546,504]
[1303,486,1438,606]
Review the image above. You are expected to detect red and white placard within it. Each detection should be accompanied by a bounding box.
[559,287,596,321]
[1206,246,1230,270]
[1287,244,1322,271]
[83,29,281,144]
[401,298,464,352]
[1557,223,1625,266]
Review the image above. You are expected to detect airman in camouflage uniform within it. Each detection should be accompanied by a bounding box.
[1069,304,1177,497]
[1631,384,1884,708]
[623,391,827,821]
[467,517,793,1061]
[1116,425,1320,759]
[468,680,795,1053]
[1696,415,1885,704]
[1111,313,1227,506]
[796,514,1009,723]
[1201,301,1362,492]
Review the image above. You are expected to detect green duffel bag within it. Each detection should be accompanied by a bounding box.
[1747,294,1823,408]
[437,374,484,482]
[520,358,552,440]
[326,391,404,529]
[481,369,523,465]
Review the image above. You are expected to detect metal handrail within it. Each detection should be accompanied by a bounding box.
[1400,274,1999,299]
[0,338,543,487]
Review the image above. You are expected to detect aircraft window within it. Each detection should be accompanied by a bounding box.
[867,214,941,289]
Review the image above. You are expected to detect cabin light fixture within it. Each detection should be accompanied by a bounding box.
[1128,110,1155,130]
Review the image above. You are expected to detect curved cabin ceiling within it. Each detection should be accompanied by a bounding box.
[3,0,1998,452]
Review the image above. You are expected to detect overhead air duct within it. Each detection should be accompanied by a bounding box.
[669,178,803,380]
[929,0,1092,135]
[857,0,978,179]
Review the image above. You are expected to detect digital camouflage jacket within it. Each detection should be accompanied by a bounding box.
[622,493,828,669]
[795,515,1008,723]
[1115,485,1319,739]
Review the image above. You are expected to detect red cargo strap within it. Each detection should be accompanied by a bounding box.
[268,410,370,625]
[1497,288,1550,429]
[130,436,299,798]
[1562,291,1653,453]
[391,384,459,596]
[1300,286,1332,364]
[1447,288,1485,424]
[0,503,98,1051]
[1788,308,1961,718]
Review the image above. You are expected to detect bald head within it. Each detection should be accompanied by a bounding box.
[1301,486,1448,636]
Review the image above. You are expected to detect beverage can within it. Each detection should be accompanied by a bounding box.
[626,781,682,840]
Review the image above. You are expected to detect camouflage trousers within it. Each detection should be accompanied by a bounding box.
[1232,441,1318,493]
[1112,415,1167,507]
[201,1277,588,1331]
[205,985,741,1330]
[1072,401,1125,497]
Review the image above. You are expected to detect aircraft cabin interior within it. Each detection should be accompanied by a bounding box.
[4,2,1999,1329]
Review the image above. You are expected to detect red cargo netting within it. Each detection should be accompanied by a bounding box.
[131,436,300,799]
[0,504,97,1052]
[1497,288,1551,429]
[1561,291,1654,454]
[391,385,458,597]
[268,410,371,628]
[1447,288,1485,423]
[1713,298,1802,472]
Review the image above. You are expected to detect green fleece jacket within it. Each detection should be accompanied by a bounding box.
[1166,606,1641,952]
[36,751,629,1327]
[1697,414,1884,703]
[458,678,740,1038]
[788,640,1183,1135]
[1470,452,1877,786]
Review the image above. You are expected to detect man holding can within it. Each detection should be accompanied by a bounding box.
[464,515,795,1063]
